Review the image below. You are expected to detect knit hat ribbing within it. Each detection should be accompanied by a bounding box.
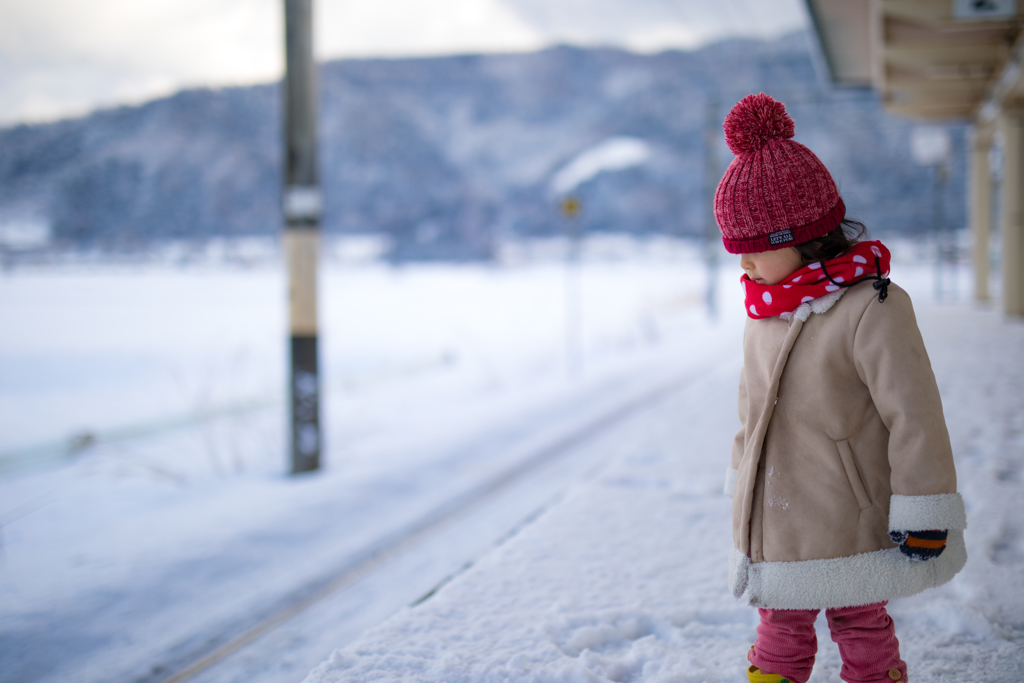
[714,93,844,255]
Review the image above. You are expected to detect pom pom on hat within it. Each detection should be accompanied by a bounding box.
[723,93,795,155]
[714,92,843,254]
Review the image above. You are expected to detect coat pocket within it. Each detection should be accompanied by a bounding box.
[835,439,872,510]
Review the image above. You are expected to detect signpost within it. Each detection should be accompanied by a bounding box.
[911,127,954,302]
[283,0,322,474]
[560,195,583,378]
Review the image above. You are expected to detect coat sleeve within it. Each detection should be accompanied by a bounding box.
[852,286,966,532]
[725,366,746,498]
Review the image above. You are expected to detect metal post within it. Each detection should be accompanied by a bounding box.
[933,162,949,302]
[283,0,321,473]
[560,196,582,378]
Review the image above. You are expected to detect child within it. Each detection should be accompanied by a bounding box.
[717,94,967,683]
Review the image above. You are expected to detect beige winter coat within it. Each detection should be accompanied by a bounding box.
[726,281,967,609]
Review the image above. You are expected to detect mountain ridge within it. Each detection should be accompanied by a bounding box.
[0,32,966,260]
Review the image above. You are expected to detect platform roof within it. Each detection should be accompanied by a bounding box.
[805,0,1024,122]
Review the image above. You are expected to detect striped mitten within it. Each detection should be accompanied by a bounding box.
[889,529,947,561]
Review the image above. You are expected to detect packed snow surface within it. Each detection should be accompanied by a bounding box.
[1,237,1020,683]
[304,254,1023,682]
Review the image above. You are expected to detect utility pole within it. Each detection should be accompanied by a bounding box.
[283,0,321,474]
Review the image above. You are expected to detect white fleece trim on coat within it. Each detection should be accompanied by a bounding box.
[889,493,967,532]
[724,467,738,498]
[789,288,846,322]
[729,546,750,599]
[731,530,966,609]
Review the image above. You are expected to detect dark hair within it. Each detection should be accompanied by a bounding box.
[795,219,867,266]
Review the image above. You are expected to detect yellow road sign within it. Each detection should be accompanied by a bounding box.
[560,195,581,219]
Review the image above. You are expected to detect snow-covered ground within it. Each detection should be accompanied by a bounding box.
[0,236,731,683]
[300,255,1024,683]
[2,236,1018,683]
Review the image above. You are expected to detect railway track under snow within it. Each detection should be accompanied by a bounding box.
[148,363,720,683]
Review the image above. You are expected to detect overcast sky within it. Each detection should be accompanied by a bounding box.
[0,0,806,126]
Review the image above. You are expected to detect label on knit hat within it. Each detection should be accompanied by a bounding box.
[768,229,794,246]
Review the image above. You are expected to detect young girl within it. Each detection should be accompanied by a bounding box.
[717,94,967,683]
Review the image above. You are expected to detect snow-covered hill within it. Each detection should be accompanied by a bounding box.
[0,32,965,259]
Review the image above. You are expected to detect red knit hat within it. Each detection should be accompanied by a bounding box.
[714,93,845,254]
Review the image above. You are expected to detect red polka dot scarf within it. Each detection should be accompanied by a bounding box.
[742,240,892,320]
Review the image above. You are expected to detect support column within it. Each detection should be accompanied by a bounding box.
[999,108,1024,316]
[969,128,992,303]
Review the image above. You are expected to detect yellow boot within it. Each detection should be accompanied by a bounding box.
[747,664,791,683]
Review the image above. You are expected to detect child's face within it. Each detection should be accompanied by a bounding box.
[740,247,803,285]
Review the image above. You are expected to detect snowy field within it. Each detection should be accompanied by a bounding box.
[0,236,708,463]
[2,236,1020,683]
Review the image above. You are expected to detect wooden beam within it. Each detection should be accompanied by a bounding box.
[884,101,976,118]
[883,0,951,25]
[886,76,990,95]
[886,88,981,109]
[919,63,996,80]
[884,43,1008,68]
[886,14,1015,47]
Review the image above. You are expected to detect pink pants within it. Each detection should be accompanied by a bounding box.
[748,602,907,683]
